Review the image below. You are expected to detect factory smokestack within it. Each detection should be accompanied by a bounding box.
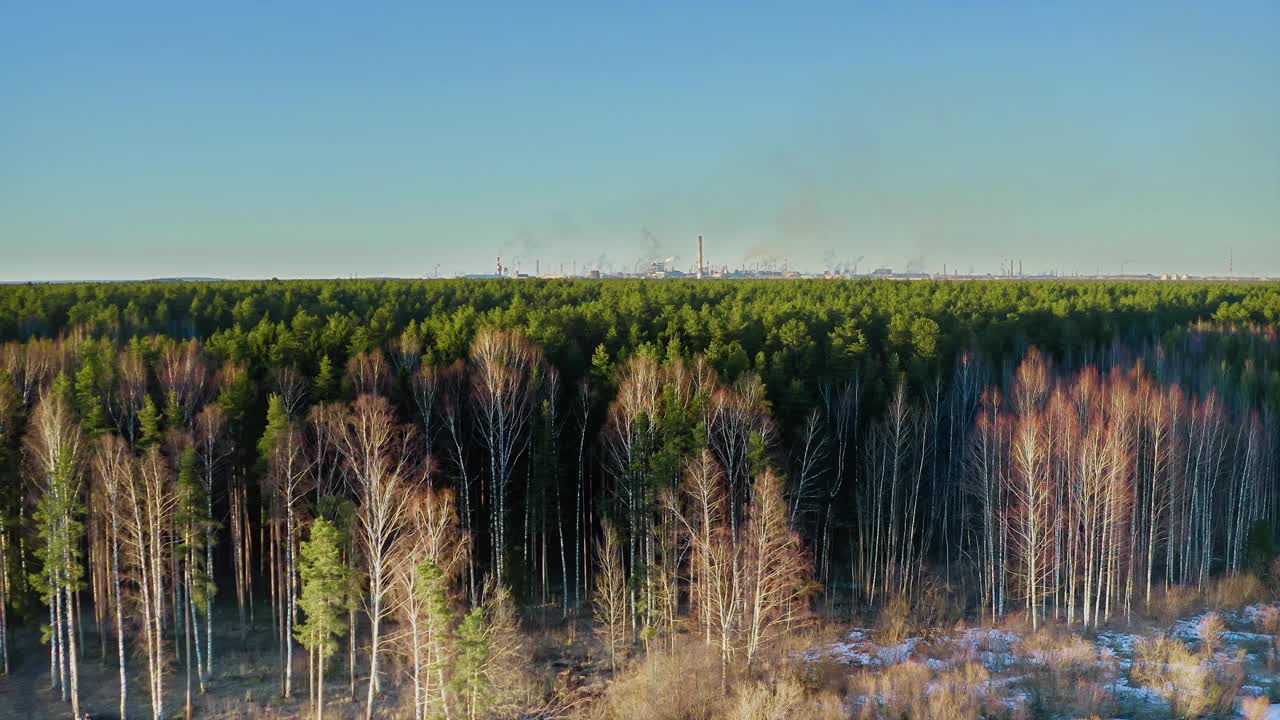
[497,256,502,276]
[697,235,704,279]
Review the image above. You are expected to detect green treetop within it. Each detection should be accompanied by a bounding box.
[294,517,351,661]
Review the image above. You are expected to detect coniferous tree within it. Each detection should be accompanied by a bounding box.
[314,354,338,403]
[138,394,164,449]
[452,581,522,720]
[295,517,351,720]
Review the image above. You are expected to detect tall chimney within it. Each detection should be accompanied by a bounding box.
[497,256,502,276]
[697,235,704,279]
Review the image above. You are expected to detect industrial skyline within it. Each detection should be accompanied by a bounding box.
[450,235,1269,282]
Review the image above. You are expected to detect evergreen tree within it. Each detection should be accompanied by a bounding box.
[452,583,521,720]
[138,394,164,449]
[258,393,289,464]
[295,517,351,720]
[314,354,338,401]
[73,351,108,437]
[416,560,456,719]
[453,606,491,717]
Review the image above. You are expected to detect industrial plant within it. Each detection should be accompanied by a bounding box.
[457,237,1268,282]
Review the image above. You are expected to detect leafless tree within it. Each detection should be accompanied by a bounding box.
[26,384,85,717]
[594,521,628,672]
[788,408,828,527]
[91,434,133,719]
[469,327,540,582]
[112,346,148,443]
[708,373,775,532]
[347,349,391,398]
[123,446,177,720]
[266,421,314,698]
[392,485,469,720]
[437,360,477,601]
[157,339,208,429]
[272,366,310,420]
[325,394,417,720]
[742,469,812,667]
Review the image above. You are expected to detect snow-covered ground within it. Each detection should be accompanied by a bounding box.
[803,604,1280,719]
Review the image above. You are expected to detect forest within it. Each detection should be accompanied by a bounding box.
[2,278,1280,719]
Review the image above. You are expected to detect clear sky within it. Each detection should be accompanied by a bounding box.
[2,2,1278,280]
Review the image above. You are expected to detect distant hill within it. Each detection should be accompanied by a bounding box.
[0,277,226,284]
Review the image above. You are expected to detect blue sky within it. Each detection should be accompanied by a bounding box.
[2,2,1278,279]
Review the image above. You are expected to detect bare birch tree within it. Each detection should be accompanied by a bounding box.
[325,393,417,720]
[469,327,539,583]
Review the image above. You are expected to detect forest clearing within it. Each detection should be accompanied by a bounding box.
[7,573,1280,718]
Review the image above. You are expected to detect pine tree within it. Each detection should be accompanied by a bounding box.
[258,393,290,464]
[295,518,351,720]
[453,606,490,719]
[314,354,338,402]
[138,395,164,449]
[73,351,108,437]
[452,582,521,720]
[415,560,456,719]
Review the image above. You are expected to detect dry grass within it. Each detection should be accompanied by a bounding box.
[1197,611,1227,655]
[572,637,852,720]
[1253,604,1280,670]
[875,594,913,645]
[587,643,727,720]
[1149,585,1202,625]
[994,611,1036,637]
[851,659,1007,720]
[725,676,845,720]
[1255,604,1280,635]
[874,575,966,646]
[1019,627,1118,717]
[1131,633,1244,720]
[1211,573,1269,610]
[1243,694,1273,720]
[929,662,1003,719]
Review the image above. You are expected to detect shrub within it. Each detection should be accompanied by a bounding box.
[913,574,967,632]
[1256,605,1280,634]
[1244,521,1278,578]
